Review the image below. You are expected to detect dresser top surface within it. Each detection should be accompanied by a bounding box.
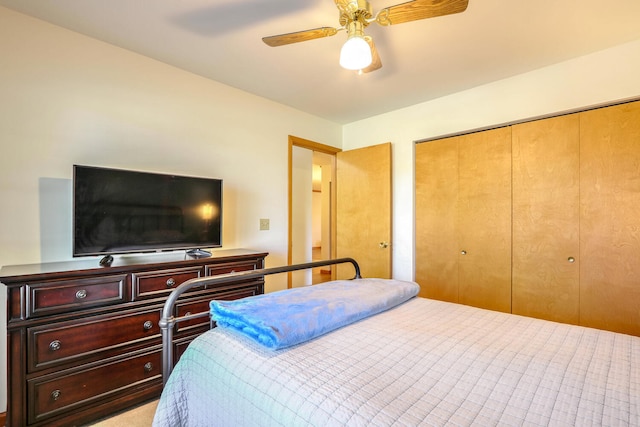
[0,248,268,282]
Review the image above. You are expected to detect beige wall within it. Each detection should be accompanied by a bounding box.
[0,6,342,412]
[342,38,640,282]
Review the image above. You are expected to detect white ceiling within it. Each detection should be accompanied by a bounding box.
[3,0,640,124]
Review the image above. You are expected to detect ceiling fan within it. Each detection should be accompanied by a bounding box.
[262,0,469,73]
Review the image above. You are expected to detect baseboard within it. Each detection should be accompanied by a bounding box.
[0,411,6,427]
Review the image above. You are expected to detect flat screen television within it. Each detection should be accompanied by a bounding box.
[73,165,222,260]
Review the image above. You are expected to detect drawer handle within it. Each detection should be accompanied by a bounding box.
[51,389,62,401]
[144,362,154,373]
[49,340,62,351]
[166,278,176,288]
[75,289,87,299]
[143,320,154,331]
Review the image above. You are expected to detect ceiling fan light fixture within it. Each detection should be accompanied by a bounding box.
[263,0,470,73]
[340,35,372,70]
[339,20,372,70]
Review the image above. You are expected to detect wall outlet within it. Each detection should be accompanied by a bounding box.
[259,218,270,231]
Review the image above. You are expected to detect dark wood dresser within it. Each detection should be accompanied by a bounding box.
[1,248,268,427]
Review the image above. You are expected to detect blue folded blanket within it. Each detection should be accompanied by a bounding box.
[210,278,420,350]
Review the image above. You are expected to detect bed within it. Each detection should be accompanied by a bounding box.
[153,259,639,426]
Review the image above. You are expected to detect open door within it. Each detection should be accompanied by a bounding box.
[336,143,392,279]
[288,136,341,288]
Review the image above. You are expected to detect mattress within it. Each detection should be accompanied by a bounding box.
[153,297,639,426]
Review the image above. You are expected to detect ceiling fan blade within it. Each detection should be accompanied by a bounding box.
[359,36,382,73]
[376,0,469,26]
[262,27,339,47]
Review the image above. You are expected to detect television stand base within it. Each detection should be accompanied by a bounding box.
[186,248,212,258]
[99,255,114,267]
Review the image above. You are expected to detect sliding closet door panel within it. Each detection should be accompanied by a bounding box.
[512,114,580,324]
[580,101,640,336]
[415,138,459,300]
[458,127,512,313]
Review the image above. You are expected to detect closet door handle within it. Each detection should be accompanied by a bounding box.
[460,250,467,255]
[567,256,576,263]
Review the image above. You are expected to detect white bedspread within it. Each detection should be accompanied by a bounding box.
[153,297,639,426]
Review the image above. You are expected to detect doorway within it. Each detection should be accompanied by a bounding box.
[288,136,340,288]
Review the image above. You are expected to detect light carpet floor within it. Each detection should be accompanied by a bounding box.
[86,399,158,427]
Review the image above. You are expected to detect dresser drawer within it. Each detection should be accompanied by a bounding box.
[131,266,203,300]
[175,298,212,332]
[29,308,160,371]
[175,284,264,332]
[26,275,127,318]
[28,349,161,424]
[205,260,260,279]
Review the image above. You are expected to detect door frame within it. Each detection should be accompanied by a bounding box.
[288,135,341,288]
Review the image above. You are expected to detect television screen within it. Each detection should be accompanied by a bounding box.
[73,165,222,257]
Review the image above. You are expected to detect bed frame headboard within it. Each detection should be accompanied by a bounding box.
[159,257,362,384]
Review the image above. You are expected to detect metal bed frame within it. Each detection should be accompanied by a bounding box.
[159,257,362,384]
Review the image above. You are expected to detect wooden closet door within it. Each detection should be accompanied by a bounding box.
[512,114,580,324]
[415,138,459,300]
[580,101,640,336]
[458,127,512,313]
